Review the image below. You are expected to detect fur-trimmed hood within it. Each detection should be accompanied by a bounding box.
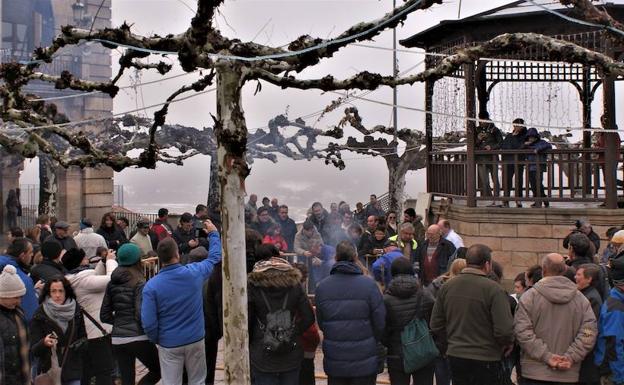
[248,267,302,288]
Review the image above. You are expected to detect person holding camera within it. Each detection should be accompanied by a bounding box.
[141,220,221,385]
[172,212,209,264]
[563,220,601,256]
[247,246,315,385]
[31,277,87,385]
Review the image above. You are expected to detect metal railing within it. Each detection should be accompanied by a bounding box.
[428,148,624,204]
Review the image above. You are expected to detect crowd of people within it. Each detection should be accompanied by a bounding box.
[0,193,623,385]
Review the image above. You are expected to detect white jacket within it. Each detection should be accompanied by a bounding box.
[74,228,108,258]
[66,259,118,339]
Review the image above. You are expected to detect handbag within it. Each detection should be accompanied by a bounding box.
[34,321,75,385]
[82,310,111,344]
[400,295,439,373]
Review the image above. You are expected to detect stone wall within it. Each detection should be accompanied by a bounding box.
[431,200,624,280]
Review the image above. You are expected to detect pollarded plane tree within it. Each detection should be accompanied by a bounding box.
[2,0,624,382]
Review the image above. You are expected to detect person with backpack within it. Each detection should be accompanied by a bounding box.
[383,257,436,385]
[247,255,314,385]
[315,240,386,385]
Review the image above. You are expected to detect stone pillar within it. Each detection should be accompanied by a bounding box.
[56,167,84,228]
[82,166,114,224]
[0,156,24,232]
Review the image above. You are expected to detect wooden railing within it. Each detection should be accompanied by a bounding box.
[428,148,624,204]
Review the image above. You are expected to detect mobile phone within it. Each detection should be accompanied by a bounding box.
[50,331,58,339]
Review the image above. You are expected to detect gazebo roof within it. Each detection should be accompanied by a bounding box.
[400,0,624,50]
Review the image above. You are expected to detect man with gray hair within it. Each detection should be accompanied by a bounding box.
[515,253,597,385]
[389,222,418,262]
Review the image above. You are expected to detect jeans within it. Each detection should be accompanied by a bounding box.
[434,356,452,385]
[157,339,206,385]
[529,170,548,205]
[503,164,524,199]
[387,357,434,385]
[478,163,499,197]
[81,336,113,385]
[449,356,505,385]
[327,375,377,385]
[205,337,219,385]
[113,340,161,385]
[299,358,315,385]
[251,367,300,385]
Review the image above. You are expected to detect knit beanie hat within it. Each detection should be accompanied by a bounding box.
[41,241,63,261]
[611,257,624,285]
[117,243,142,266]
[0,265,26,298]
[62,248,86,271]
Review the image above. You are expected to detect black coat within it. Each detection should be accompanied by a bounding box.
[172,227,209,257]
[44,234,78,252]
[30,260,67,284]
[276,217,297,253]
[501,130,528,161]
[97,226,128,251]
[100,266,145,338]
[414,238,457,285]
[382,275,434,358]
[247,267,314,373]
[579,286,603,383]
[30,303,87,382]
[203,262,223,342]
[0,305,29,385]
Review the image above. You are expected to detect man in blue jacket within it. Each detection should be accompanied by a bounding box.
[141,220,221,385]
[372,239,404,287]
[0,237,37,322]
[315,240,386,385]
[594,257,624,385]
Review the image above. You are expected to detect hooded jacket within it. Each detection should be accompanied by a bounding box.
[0,256,37,322]
[382,275,435,359]
[100,266,146,338]
[247,264,314,373]
[65,259,117,339]
[524,128,553,172]
[514,275,597,383]
[594,288,624,385]
[315,261,386,377]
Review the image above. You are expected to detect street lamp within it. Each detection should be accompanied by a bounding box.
[71,1,86,25]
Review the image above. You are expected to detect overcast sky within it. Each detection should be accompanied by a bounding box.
[20,0,624,220]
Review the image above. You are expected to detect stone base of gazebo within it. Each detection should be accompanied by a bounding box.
[430,199,622,283]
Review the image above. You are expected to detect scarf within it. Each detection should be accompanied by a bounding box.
[43,297,76,332]
[68,265,91,275]
[14,311,31,385]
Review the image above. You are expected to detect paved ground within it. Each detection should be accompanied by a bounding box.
[137,340,391,384]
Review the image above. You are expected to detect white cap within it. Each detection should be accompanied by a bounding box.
[0,265,26,298]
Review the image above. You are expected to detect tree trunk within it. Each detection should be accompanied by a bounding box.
[387,159,406,215]
[38,155,57,216]
[215,65,251,385]
[207,154,221,214]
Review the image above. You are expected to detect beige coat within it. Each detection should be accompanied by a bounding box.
[66,259,118,339]
[514,275,597,383]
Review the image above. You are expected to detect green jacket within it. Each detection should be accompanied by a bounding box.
[430,267,514,362]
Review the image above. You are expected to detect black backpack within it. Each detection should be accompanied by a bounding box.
[258,291,296,354]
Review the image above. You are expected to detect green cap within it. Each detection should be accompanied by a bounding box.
[117,243,142,266]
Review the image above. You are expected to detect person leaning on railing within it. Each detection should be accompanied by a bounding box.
[524,128,553,208]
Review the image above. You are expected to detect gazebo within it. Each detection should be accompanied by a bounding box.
[401,0,624,209]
